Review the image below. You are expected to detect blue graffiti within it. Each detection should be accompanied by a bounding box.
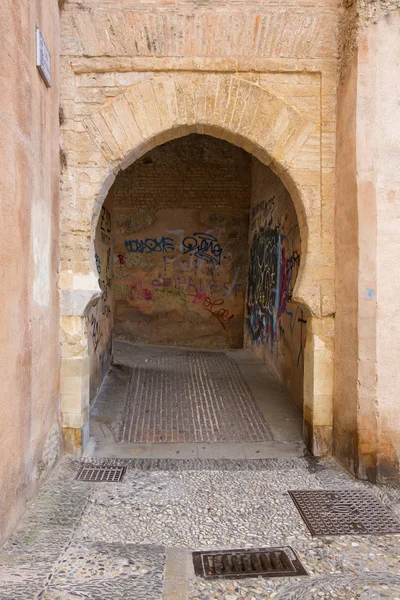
[246,226,300,347]
[125,237,175,254]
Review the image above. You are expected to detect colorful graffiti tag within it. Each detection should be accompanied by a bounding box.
[246,226,300,346]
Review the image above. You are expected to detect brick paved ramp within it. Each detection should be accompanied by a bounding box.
[119,347,272,443]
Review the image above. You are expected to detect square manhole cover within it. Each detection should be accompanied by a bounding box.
[193,547,307,579]
[289,490,400,536]
[76,464,127,482]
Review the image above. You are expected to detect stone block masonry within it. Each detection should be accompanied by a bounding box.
[59,0,337,460]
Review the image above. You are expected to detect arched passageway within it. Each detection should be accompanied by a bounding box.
[87,134,307,453]
[59,72,334,458]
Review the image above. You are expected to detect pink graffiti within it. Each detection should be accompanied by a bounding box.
[140,288,152,301]
[192,292,207,304]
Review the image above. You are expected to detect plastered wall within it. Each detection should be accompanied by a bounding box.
[374,9,400,481]
[0,1,60,542]
[334,1,400,482]
[246,160,305,408]
[106,135,251,349]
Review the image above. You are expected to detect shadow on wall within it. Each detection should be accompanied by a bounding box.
[245,159,306,409]
[88,136,306,410]
[87,201,113,402]
[107,135,252,351]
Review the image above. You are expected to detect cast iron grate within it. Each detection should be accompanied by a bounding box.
[193,547,307,580]
[76,464,127,482]
[289,490,400,536]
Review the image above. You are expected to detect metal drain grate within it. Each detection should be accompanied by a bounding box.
[289,490,400,536]
[193,547,307,579]
[76,464,127,482]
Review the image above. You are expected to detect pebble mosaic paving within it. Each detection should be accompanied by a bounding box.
[0,456,399,599]
[119,347,273,444]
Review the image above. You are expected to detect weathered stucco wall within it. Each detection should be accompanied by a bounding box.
[334,0,400,482]
[108,135,251,349]
[374,10,400,480]
[334,52,360,475]
[246,160,304,408]
[0,1,60,542]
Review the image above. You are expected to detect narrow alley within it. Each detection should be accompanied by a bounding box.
[2,2,400,598]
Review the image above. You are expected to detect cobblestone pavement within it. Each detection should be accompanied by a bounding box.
[1,456,400,599]
[119,346,272,444]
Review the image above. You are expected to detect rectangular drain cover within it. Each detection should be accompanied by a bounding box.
[193,547,307,580]
[289,490,400,536]
[76,464,127,482]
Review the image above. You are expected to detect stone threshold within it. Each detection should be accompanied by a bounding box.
[84,440,305,460]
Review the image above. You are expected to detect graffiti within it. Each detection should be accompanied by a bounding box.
[150,274,240,296]
[90,217,113,358]
[285,306,306,367]
[113,284,129,301]
[161,254,222,287]
[203,296,234,330]
[246,225,300,347]
[115,252,154,271]
[285,250,300,302]
[100,207,111,244]
[113,281,190,307]
[124,232,224,264]
[113,222,245,340]
[181,232,223,265]
[113,272,244,306]
[90,314,103,352]
[192,292,207,304]
[140,288,152,301]
[128,276,151,302]
[97,247,112,317]
[124,236,174,254]
[113,273,236,326]
[98,276,111,317]
[154,288,188,307]
[192,292,234,330]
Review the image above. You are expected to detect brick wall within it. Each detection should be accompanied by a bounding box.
[107,134,251,348]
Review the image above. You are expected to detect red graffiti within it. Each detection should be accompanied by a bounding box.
[117,254,125,264]
[140,288,152,301]
[129,278,152,301]
[203,296,234,330]
[191,292,234,329]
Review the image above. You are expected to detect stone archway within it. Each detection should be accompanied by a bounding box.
[59,72,334,456]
